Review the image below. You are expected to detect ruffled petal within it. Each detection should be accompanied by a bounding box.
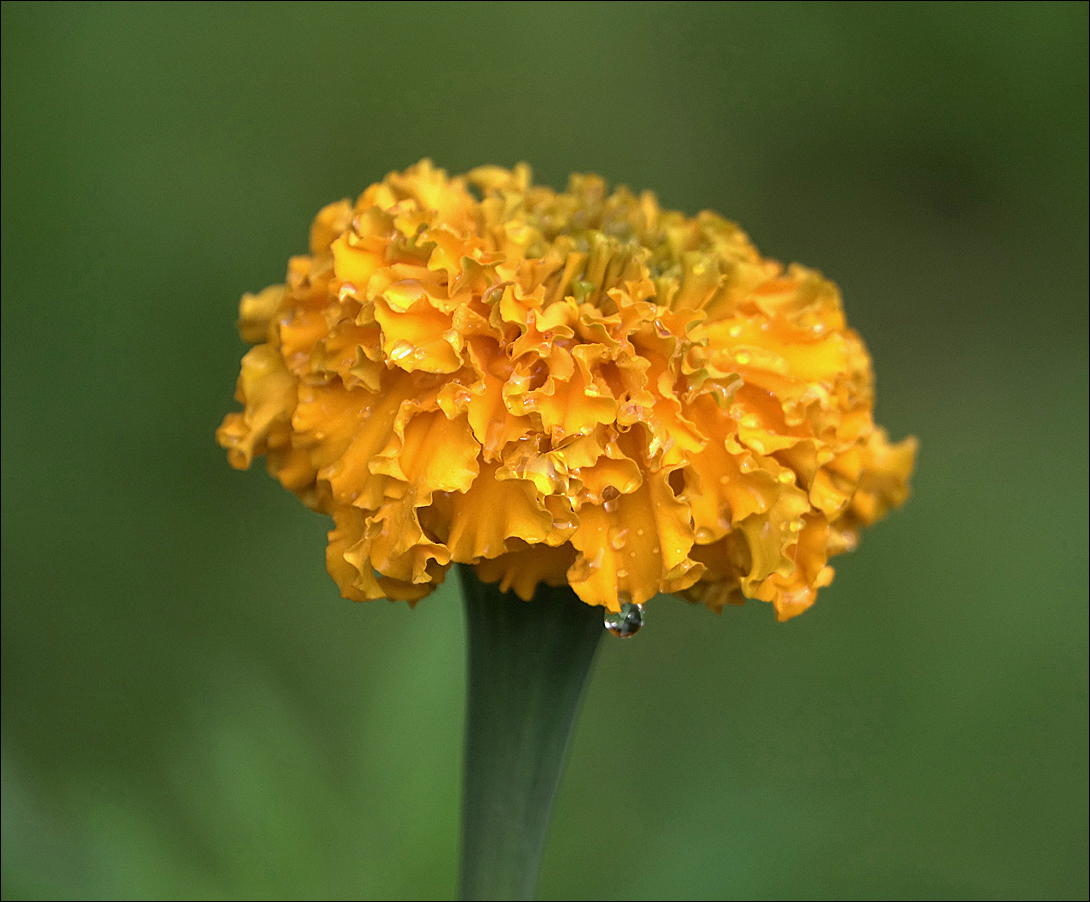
[444,463,556,561]
[568,471,704,611]
[217,345,296,469]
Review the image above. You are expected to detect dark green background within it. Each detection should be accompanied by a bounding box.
[3,3,1087,898]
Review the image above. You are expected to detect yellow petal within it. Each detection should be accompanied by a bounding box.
[445,462,555,561]
[373,287,462,374]
[753,514,835,621]
[216,345,296,470]
[568,471,704,611]
[474,542,578,601]
[237,284,286,344]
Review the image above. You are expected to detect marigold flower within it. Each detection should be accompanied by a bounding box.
[218,160,916,620]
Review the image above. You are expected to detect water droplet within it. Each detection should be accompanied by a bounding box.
[413,348,427,360]
[616,568,628,579]
[695,526,715,543]
[585,384,601,397]
[739,457,756,473]
[728,323,744,338]
[485,418,505,449]
[636,528,645,536]
[717,504,732,528]
[735,351,751,365]
[604,601,645,638]
[609,527,629,550]
[389,340,415,361]
[788,519,803,533]
[777,471,794,484]
[601,485,621,513]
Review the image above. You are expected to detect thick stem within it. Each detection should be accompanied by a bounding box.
[458,564,603,901]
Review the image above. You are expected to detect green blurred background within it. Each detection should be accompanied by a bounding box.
[3,2,1087,898]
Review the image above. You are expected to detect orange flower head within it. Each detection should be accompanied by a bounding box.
[217,161,916,620]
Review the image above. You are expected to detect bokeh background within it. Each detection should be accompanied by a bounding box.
[3,2,1087,899]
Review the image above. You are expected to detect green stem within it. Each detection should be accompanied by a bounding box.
[457,564,604,901]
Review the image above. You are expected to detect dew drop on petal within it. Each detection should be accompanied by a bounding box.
[695,526,715,543]
[728,323,744,338]
[609,527,629,550]
[777,470,794,484]
[389,340,415,362]
[604,601,645,638]
[717,504,732,528]
[485,419,505,449]
[601,485,621,514]
[735,351,751,365]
